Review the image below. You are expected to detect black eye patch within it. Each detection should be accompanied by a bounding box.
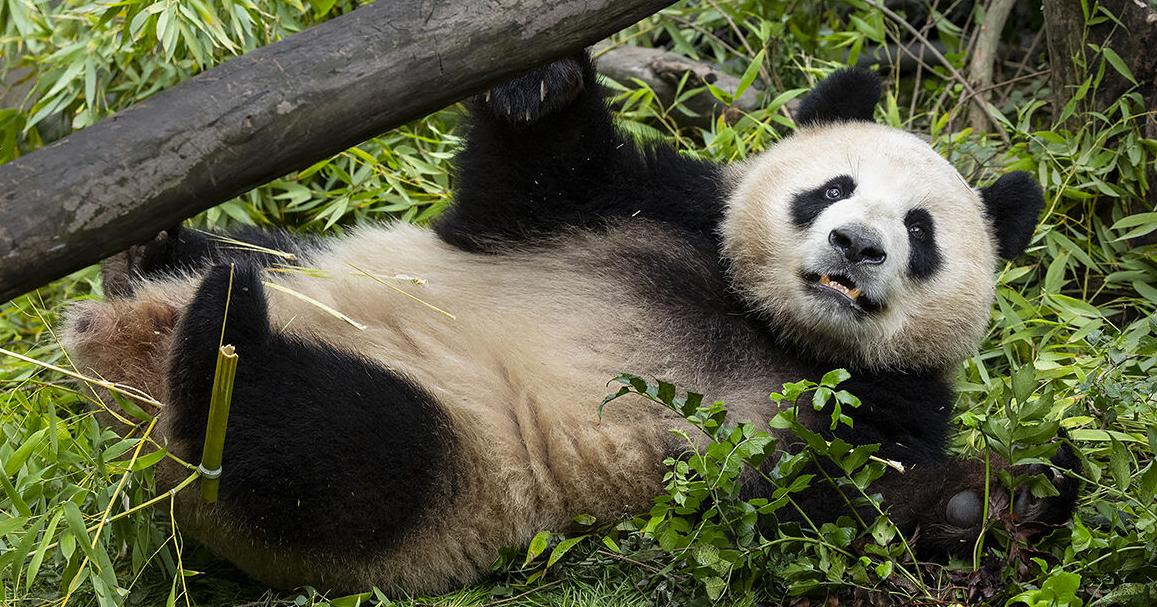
[905,208,942,280]
[790,175,856,228]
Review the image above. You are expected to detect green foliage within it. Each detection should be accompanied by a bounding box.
[2,0,1155,605]
[595,373,923,604]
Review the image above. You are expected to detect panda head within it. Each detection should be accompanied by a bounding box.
[720,69,1044,372]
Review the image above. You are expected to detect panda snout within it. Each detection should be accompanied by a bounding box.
[828,224,886,266]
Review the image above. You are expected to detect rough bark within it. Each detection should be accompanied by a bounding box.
[1043,0,1157,128]
[1044,0,1157,233]
[0,0,674,303]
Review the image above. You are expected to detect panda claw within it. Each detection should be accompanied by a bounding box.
[472,54,589,126]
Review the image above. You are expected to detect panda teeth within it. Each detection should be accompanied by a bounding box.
[819,274,862,301]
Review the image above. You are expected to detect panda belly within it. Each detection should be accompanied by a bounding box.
[262,223,686,588]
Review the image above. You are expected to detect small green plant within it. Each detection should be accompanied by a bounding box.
[596,371,929,604]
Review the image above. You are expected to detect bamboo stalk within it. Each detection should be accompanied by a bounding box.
[199,344,239,503]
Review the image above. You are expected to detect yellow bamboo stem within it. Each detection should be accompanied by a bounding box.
[199,344,239,503]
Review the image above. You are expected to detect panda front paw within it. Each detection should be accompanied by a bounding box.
[921,441,1082,558]
[474,54,590,126]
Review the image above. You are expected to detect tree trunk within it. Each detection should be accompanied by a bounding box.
[1043,0,1157,129]
[0,0,674,304]
[1043,0,1157,220]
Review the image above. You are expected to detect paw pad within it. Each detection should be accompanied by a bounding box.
[946,489,983,527]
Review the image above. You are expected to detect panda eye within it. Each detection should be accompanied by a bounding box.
[824,186,844,200]
[908,224,926,240]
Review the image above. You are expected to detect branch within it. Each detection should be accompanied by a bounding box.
[0,0,674,303]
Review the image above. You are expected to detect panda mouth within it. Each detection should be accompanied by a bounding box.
[802,273,882,314]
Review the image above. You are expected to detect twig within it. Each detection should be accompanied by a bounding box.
[480,580,564,606]
[870,0,1010,143]
[949,69,1050,118]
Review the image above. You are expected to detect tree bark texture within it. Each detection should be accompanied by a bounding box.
[1043,0,1157,229]
[1043,0,1157,128]
[0,0,674,303]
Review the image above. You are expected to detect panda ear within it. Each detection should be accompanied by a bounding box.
[980,171,1045,260]
[795,68,882,126]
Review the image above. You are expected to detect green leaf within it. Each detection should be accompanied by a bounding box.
[523,530,550,567]
[1101,47,1137,84]
[1047,293,1104,318]
[1011,365,1036,405]
[545,535,586,567]
[1133,280,1157,306]
[4,427,48,476]
[25,510,63,588]
[734,49,766,100]
[1109,438,1131,493]
[820,368,851,387]
[1139,462,1157,503]
[703,576,727,601]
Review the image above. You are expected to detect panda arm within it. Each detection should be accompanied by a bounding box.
[787,373,1080,558]
[435,52,727,251]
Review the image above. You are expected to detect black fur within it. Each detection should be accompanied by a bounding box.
[794,68,882,126]
[980,171,1045,259]
[904,208,942,280]
[790,175,856,228]
[102,224,319,300]
[166,264,455,554]
[476,56,587,125]
[436,51,726,252]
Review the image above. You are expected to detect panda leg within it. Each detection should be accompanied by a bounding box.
[164,263,456,565]
[436,52,725,250]
[102,224,318,298]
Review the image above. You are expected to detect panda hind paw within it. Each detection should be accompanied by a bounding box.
[100,226,180,299]
[1006,439,1082,533]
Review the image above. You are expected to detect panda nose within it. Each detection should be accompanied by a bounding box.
[829,225,887,265]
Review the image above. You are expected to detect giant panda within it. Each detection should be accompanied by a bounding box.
[61,52,1079,595]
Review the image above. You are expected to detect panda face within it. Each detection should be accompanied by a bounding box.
[721,121,999,371]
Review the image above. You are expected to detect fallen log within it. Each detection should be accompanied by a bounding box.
[0,0,674,303]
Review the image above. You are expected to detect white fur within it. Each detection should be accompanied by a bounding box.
[720,121,998,370]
